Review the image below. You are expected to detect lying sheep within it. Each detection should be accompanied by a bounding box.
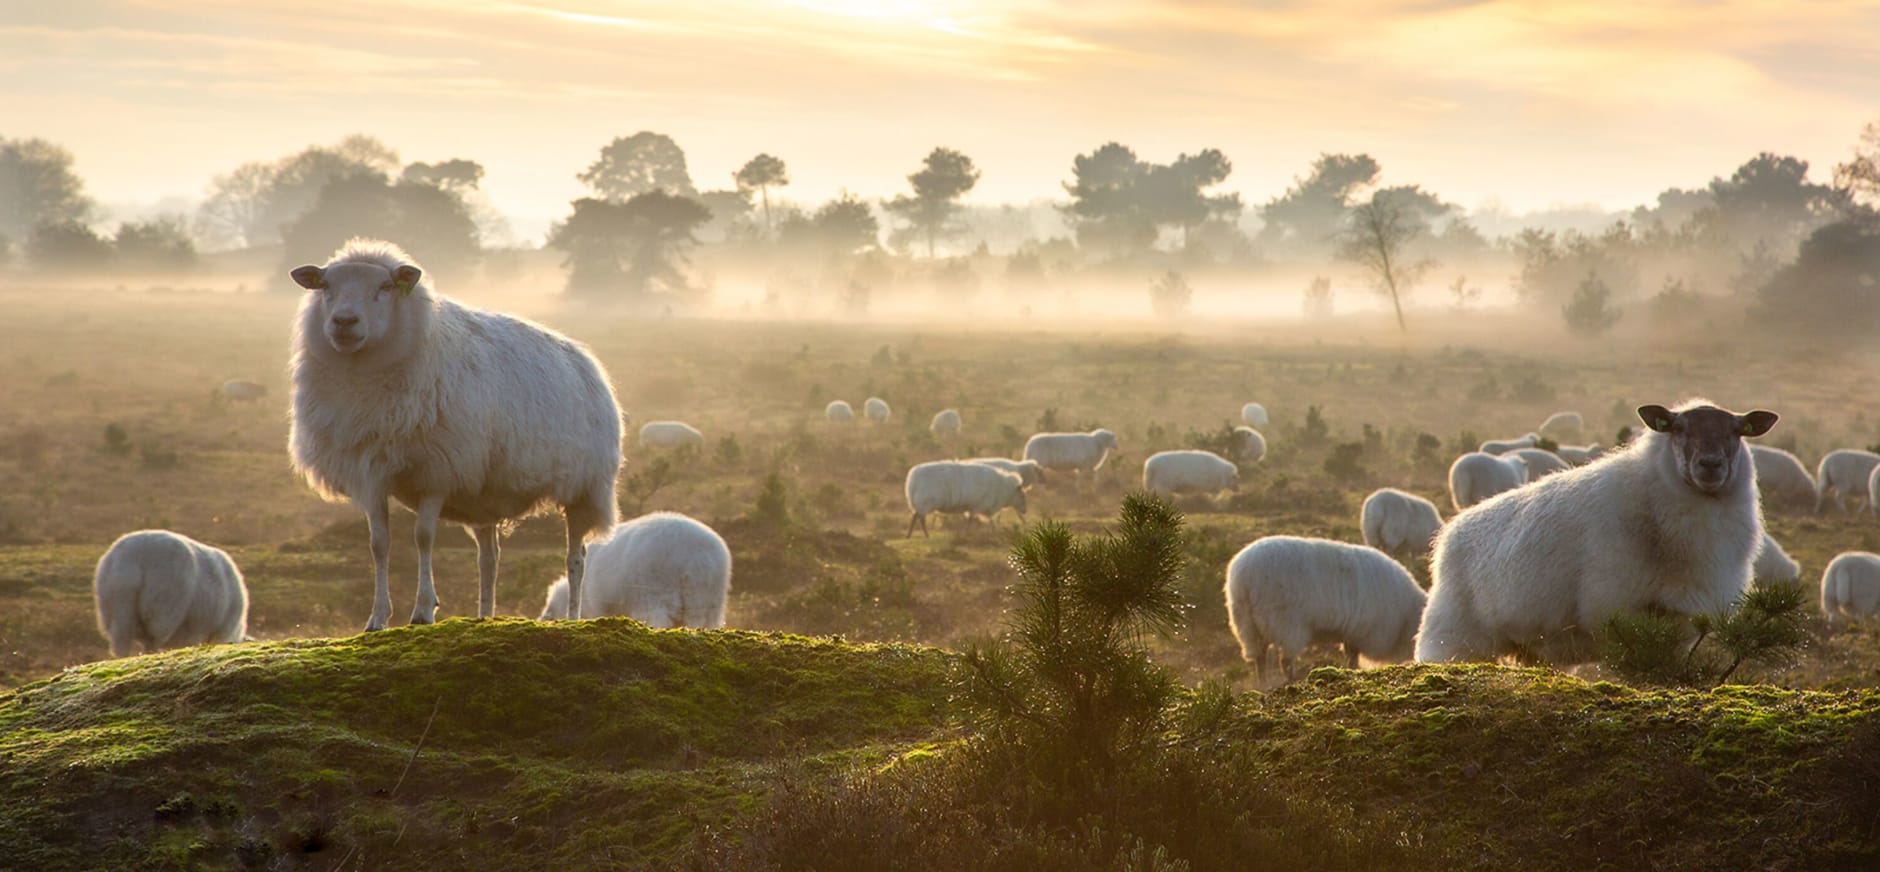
[1361,488,1444,558]
[931,408,961,438]
[1241,402,1269,428]
[1821,552,1880,625]
[218,380,267,403]
[1539,411,1583,443]
[537,512,730,628]
[1555,443,1606,466]
[905,461,1027,536]
[826,400,854,422]
[1142,450,1239,498]
[1816,449,1880,513]
[965,457,1046,488]
[1447,452,1530,510]
[1233,426,1267,464]
[865,397,891,424]
[94,530,249,657]
[1754,533,1800,585]
[1511,448,1570,479]
[639,420,704,449]
[289,239,622,630]
[1418,398,1779,664]
[1224,536,1428,684]
[1479,433,1540,455]
[1749,445,1815,512]
[1023,428,1120,492]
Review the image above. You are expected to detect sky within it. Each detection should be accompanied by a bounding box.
[4,0,1878,237]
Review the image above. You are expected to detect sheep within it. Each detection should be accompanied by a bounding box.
[639,420,704,449]
[1224,536,1428,684]
[1511,447,1571,479]
[865,397,891,424]
[1478,433,1540,455]
[1023,428,1120,492]
[1417,398,1779,665]
[1749,445,1815,512]
[965,457,1047,488]
[1555,443,1606,466]
[1233,426,1267,464]
[930,408,962,438]
[1816,449,1880,513]
[536,512,730,628]
[218,380,267,403]
[1821,552,1880,625]
[1361,488,1444,558]
[905,461,1028,537]
[1142,450,1239,498]
[1538,411,1583,443]
[289,239,622,631]
[825,400,854,422]
[1447,452,1530,511]
[1241,402,1269,428]
[1754,533,1800,585]
[94,530,249,657]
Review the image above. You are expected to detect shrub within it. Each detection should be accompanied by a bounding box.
[1148,270,1192,318]
[752,471,792,528]
[1562,271,1622,336]
[102,423,131,456]
[1297,405,1330,447]
[1323,442,1367,483]
[621,456,674,514]
[715,434,742,467]
[1601,581,1810,687]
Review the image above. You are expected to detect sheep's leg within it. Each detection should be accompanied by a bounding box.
[906,513,920,538]
[563,504,605,621]
[471,524,501,619]
[410,495,445,625]
[1279,649,1298,684]
[362,493,393,632]
[1345,646,1360,669]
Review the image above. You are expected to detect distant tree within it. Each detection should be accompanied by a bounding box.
[279,174,480,279]
[1148,270,1192,318]
[27,219,112,272]
[732,153,789,235]
[1140,149,1242,246]
[1756,213,1880,335]
[1062,143,1155,257]
[1448,274,1482,312]
[114,216,197,271]
[193,162,273,250]
[1259,153,1379,252]
[1339,190,1433,334]
[779,192,880,257]
[0,137,92,242]
[400,159,484,193]
[1834,118,1880,208]
[578,132,696,200]
[885,147,981,257]
[245,136,401,248]
[1704,152,1844,253]
[1562,271,1622,337]
[546,191,711,298]
[1302,275,1333,318]
[695,189,754,241]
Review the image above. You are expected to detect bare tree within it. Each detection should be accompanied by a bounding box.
[1339,193,1433,334]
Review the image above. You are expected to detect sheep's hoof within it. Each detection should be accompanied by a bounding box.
[363,622,386,633]
[409,613,435,626]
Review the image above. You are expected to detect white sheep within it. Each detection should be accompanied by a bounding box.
[1478,433,1540,455]
[1538,411,1583,443]
[965,457,1047,488]
[825,400,854,422]
[1511,448,1571,479]
[1224,536,1428,684]
[639,420,704,449]
[1023,428,1120,492]
[94,530,249,657]
[1142,450,1239,498]
[1754,533,1800,585]
[289,239,622,630]
[1240,402,1269,428]
[1417,398,1779,664]
[536,512,730,628]
[1233,426,1267,464]
[905,461,1028,537]
[1816,449,1880,513]
[865,396,891,424]
[1361,488,1444,558]
[218,380,267,403]
[930,408,961,438]
[1555,443,1606,466]
[1447,451,1530,511]
[1821,552,1880,625]
[1749,445,1815,512]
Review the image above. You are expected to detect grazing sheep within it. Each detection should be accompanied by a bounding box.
[1233,426,1267,464]
[537,512,730,628]
[218,380,267,403]
[905,461,1028,537]
[1816,449,1880,513]
[94,530,249,657]
[1555,443,1606,466]
[1539,411,1583,443]
[865,397,891,424]
[1511,448,1571,479]
[1754,533,1800,585]
[965,457,1046,488]
[1749,445,1815,512]
[1142,450,1239,498]
[289,239,622,631]
[1418,398,1778,665]
[639,420,705,449]
[1023,428,1120,492]
[1821,552,1880,625]
[825,400,854,422]
[1224,536,1428,684]
[1478,433,1540,455]
[1361,488,1444,558]
[1447,452,1530,511]
[1241,403,1269,428]
[931,408,962,438]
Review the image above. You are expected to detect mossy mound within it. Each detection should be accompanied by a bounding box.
[0,619,954,870]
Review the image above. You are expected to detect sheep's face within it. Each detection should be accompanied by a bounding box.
[1640,404,1779,495]
[1095,429,1119,451]
[291,261,422,355]
[1008,485,1028,516]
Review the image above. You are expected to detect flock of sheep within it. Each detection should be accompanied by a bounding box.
[88,239,1880,689]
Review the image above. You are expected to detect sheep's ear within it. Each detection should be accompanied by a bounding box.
[1739,410,1778,438]
[1637,405,1675,433]
[290,265,326,290]
[392,264,422,295]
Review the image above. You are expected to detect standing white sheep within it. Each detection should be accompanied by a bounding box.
[1511,448,1571,479]
[1361,488,1444,558]
[1816,449,1880,513]
[1539,411,1583,443]
[537,512,731,628]
[1023,428,1120,492]
[94,530,249,657]
[1754,533,1800,585]
[1233,426,1267,464]
[865,397,891,424]
[1142,450,1239,498]
[1241,403,1269,428]
[1447,452,1530,510]
[905,461,1028,537]
[1224,536,1428,684]
[825,400,854,422]
[1478,433,1540,455]
[930,408,962,438]
[1749,445,1815,512]
[965,457,1046,488]
[639,421,705,449]
[1821,552,1880,625]
[1417,399,1779,664]
[289,239,622,630]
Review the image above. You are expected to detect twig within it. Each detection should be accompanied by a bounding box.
[392,696,442,798]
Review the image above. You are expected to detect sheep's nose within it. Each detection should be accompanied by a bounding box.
[331,313,360,329]
[1697,456,1724,471]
